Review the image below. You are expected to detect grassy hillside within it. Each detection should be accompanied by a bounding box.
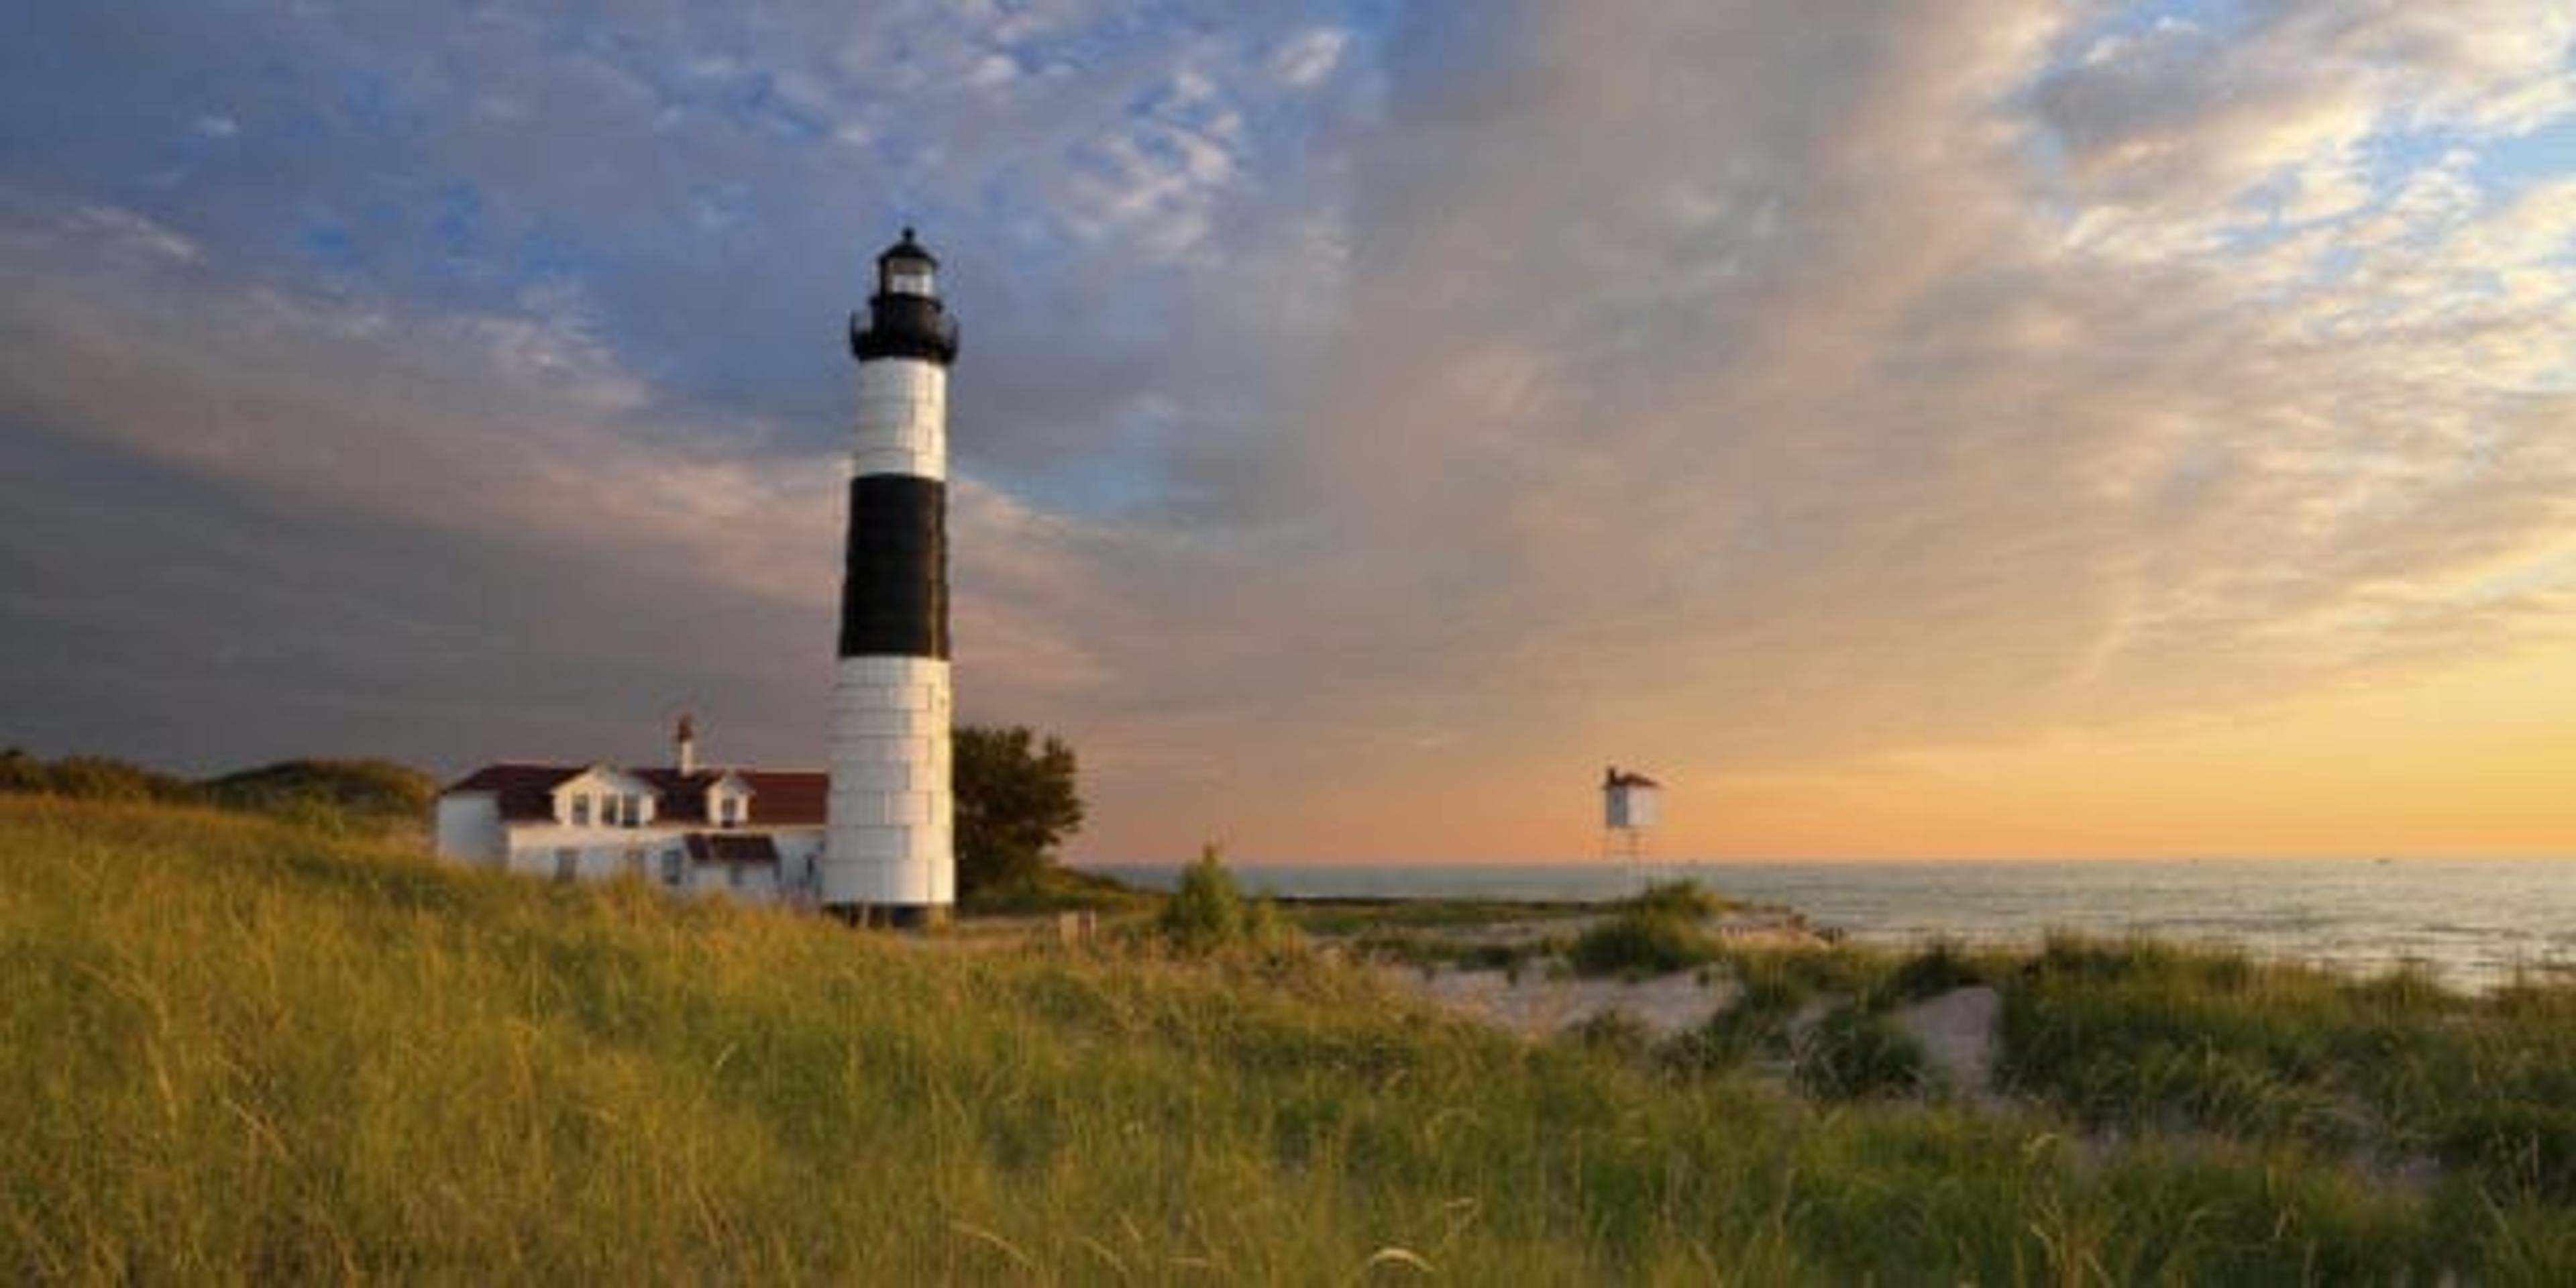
[195,757,439,833]
[2,749,436,837]
[4,796,2572,1281]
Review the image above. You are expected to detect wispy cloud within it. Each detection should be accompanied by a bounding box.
[1,1,2569,857]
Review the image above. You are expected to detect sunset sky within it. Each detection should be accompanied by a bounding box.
[4,3,2571,863]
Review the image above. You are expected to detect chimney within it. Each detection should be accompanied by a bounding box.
[676,713,698,775]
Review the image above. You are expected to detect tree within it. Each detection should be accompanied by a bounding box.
[952,724,1084,897]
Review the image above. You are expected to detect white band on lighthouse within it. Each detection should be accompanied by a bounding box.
[850,360,946,481]
[822,655,952,907]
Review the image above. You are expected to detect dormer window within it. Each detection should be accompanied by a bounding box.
[719,796,741,828]
[570,794,591,826]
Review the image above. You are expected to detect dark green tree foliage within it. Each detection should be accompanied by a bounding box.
[952,725,1085,898]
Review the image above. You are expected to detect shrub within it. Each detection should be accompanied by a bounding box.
[1568,910,1714,978]
[1565,881,1735,978]
[1627,879,1728,920]
[1155,845,1285,954]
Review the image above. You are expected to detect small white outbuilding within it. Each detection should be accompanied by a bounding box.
[1603,765,1661,830]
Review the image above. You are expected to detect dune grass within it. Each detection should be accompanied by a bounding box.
[5,796,2573,1281]
[1997,934,2576,1203]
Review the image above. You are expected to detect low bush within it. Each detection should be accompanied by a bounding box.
[1154,845,1287,954]
[1568,909,1714,977]
[1625,879,1730,920]
[1564,881,1742,978]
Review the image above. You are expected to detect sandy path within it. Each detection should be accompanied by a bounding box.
[1381,966,1740,1038]
[1891,985,2002,1098]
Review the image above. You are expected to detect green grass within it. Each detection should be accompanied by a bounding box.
[1565,881,1741,978]
[955,863,1156,917]
[3,750,435,839]
[195,757,437,837]
[6,797,2574,1281]
[1997,934,2576,1202]
[1274,897,1597,938]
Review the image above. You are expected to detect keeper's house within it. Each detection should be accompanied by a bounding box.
[432,719,823,904]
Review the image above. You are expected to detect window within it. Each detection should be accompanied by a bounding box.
[624,794,644,828]
[660,850,684,886]
[554,848,578,881]
[719,795,741,828]
[570,794,591,827]
[890,264,935,297]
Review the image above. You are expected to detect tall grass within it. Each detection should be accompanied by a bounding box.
[1998,934,2576,1204]
[1566,880,1731,977]
[5,797,2572,1280]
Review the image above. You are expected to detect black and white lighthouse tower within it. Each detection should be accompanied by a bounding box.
[826,228,959,926]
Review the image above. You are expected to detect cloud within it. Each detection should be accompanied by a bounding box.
[2034,0,2575,233]
[942,0,2576,853]
[1273,28,1350,87]
[2,1,2571,859]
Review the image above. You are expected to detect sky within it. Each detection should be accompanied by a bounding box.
[3,1,2572,863]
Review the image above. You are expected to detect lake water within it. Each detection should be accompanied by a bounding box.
[1092,857,2576,991]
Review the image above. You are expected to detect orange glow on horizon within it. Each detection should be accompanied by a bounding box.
[1075,643,2576,864]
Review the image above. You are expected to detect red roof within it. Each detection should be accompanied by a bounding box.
[631,767,828,826]
[736,769,828,824]
[1604,767,1661,790]
[445,763,584,822]
[445,763,828,826]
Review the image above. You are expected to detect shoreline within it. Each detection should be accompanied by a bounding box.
[1097,861,2576,993]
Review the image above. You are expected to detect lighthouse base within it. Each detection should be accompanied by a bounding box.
[822,902,953,931]
[822,655,954,913]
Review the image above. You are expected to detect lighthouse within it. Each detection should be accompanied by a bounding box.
[824,227,960,926]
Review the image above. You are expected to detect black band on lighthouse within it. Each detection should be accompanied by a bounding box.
[838,475,949,659]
